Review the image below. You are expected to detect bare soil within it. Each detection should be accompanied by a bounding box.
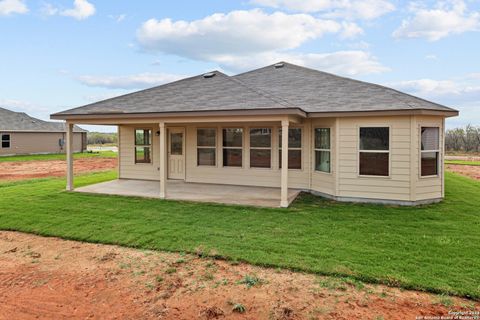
[0,231,477,320]
[0,158,117,181]
[447,164,480,180]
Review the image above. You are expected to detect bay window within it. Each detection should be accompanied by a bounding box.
[279,128,302,169]
[359,127,389,176]
[314,128,331,173]
[421,127,440,176]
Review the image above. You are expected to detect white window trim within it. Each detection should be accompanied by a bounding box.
[357,125,391,178]
[278,126,303,171]
[249,127,273,169]
[419,126,440,178]
[222,127,244,168]
[134,127,153,165]
[1,133,10,149]
[314,127,332,174]
[196,127,217,167]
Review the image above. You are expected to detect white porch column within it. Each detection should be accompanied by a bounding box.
[66,121,74,191]
[280,119,289,207]
[159,122,167,198]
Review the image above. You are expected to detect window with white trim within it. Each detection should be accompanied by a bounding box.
[359,127,389,176]
[250,128,271,168]
[134,129,152,164]
[223,128,243,167]
[1,134,10,148]
[314,128,331,173]
[279,128,302,169]
[197,128,216,166]
[421,127,439,176]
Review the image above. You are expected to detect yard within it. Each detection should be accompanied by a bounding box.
[0,170,479,304]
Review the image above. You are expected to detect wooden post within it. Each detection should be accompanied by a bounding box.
[159,122,167,198]
[66,122,74,191]
[280,119,289,207]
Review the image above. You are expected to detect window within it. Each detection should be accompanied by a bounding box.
[314,128,331,173]
[359,127,389,176]
[170,133,183,155]
[223,128,243,167]
[421,127,440,176]
[197,128,216,166]
[250,128,271,168]
[1,134,10,148]
[279,128,302,169]
[135,129,152,164]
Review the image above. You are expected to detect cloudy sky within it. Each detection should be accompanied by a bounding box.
[0,0,479,131]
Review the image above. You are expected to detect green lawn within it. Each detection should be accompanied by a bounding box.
[445,160,480,166]
[0,151,117,162]
[0,171,479,299]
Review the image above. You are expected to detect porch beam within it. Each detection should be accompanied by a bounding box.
[159,122,167,198]
[66,121,74,191]
[280,119,289,207]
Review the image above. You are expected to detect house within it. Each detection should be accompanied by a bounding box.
[0,107,87,156]
[51,62,458,207]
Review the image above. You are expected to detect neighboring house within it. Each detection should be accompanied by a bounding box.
[51,62,458,207]
[0,107,87,156]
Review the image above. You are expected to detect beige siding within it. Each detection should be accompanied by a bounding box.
[0,132,84,156]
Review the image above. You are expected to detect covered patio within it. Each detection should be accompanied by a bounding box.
[76,179,301,207]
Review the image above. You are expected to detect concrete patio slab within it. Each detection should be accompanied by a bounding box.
[75,179,301,208]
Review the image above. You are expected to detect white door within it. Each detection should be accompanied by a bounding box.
[168,128,185,180]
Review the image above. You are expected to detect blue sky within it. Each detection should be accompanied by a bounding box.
[0,0,479,132]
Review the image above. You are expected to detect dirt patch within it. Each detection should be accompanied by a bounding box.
[447,164,480,180]
[0,231,478,319]
[0,158,117,181]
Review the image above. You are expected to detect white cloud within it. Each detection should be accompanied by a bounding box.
[393,0,480,41]
[137,9,347,58]
[250,0,395,20]
[77,72,186,89]
[108,13,126,22]
[61,0,95,20]
[0,0,28,16]
[40,3,58,16]
[340,21,364,38]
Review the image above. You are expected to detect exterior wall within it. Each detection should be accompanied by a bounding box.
[0,131,85,156]
[118,115,446,204]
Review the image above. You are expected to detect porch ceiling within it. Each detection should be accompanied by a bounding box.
[75,179,300,208]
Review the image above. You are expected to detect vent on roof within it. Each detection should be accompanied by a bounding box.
[203,72,216,78]
[274,63,284,69]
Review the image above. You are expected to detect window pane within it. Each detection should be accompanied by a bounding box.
[279,150,302,169]
[250,149,271,168]
[360,127,389,150]
[315,128,330,149]
[421,152,438,176]
[170,133,183,155]
[197,128,216,147]
[2,141,10,148]
[223,128,243,147]
[198,148,216,166]
[279,128,302,148]
[421,127,439,150]
[315,150,330,172]
[135,146,151,163]
[223,149,242,167]
[359,152,389,176]
[135,129,151,145]
[1,134,9,141]
[250,128,271,148]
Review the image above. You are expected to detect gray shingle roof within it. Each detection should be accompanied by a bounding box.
[52,62,456,118]
[0,107,87,132]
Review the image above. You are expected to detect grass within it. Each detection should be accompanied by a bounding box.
[0,151,117,162]
[0,171,479,299]
[445,160,480,166]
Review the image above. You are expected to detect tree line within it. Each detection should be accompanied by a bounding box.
[87,132,118,145]
[445,125,480,152]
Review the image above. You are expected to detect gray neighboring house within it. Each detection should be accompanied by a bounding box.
[0,107,87,156]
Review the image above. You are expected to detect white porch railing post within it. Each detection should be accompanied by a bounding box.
[159,122,167,198]
[66,121,74,191]
[280,119,289,207]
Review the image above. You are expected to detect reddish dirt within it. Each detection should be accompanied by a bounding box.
[447,164,480,180]
[0,158,117,181]
[0,232,478,320]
